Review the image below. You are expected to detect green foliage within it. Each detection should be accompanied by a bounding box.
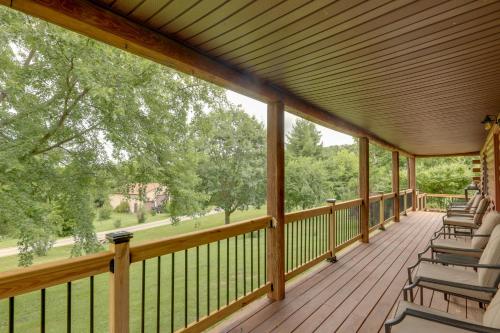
[416,157,472,194]
[114,201,130,213]
[285,156,329,211]
[196,105,266,224]
[136,207,146,224]
[0,8,226,264]
[98,202,112,220]
[113,219,122,229]
[287,119,323,157]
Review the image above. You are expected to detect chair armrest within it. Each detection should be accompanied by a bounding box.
[385,307,500,333]
[419,257,500,269]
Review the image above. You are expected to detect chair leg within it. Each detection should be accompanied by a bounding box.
[420,287,424,305]
[444,293,448,301]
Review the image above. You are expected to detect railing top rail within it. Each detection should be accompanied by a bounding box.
[382,192,397,199]
[130,215,272,263]
[369,194,383,202]
[0,251,113,299]
[426,193,466,198]
[335,198,363,210]
[285,206,331,224]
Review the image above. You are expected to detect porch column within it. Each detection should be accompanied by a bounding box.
[266,100,285,300]
[409,156,416,211]
[494,133,500,212]
[392,151,400,222]
[359,137,369,243]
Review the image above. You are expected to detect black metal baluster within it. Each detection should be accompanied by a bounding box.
[196,247,199,321]
[41,289,45,333]
[250,232,254,291]
[217,241,220,310]
[207,243,210,315]
[257,230,261,286]
[286,224,289,272]
[67,282,71,333]
[171,254,175,333]
[185,249,188,328]
[234,236,238,300]
[243,233,247,295]
[9,297,14,333]
[264,228,267,280]
[90,276,94,333]
[226,238,230,305]
[157,257,161,333]
[295,221,298,269]
[141,262,145,333]
[308,218,311,261]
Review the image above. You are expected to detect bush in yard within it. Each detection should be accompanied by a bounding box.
[98,203,112,220]
[113,219,122,228]
[136,207,146,224]
[114,201,130,213]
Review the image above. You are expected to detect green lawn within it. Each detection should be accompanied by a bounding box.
[0,207,361,332]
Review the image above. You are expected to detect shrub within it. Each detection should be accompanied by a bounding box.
[98,203,112,220]
[113,219,122,229]
[114,201,130,213]
[136,207,146,224]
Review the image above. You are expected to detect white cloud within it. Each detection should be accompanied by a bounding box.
[226,90,354,147]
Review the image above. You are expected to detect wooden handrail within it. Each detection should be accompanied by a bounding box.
[382,192,397,199]
[425,193,466,198]
[130,216,272,263]
[369,194,383,202]
[335,198,363,210]
[285,206,331,224]
[0,251,113,299]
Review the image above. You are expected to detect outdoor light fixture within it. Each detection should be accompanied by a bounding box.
[481,115,500,130]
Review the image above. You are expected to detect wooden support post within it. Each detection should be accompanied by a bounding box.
[392,151,400,222]
[409,156,416,211]
[107,231,133,333]
[494,133,500,212]
[359,137,369,243]
[266,101,285,300]
[326,199,337,262]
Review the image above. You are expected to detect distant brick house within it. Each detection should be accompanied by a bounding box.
[109,183,168,213]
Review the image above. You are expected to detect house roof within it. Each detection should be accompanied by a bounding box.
[6,0,500,156]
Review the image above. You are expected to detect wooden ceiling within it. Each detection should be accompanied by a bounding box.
[5,0,500,156]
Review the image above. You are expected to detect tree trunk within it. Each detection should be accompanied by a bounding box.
[224,210,231,224]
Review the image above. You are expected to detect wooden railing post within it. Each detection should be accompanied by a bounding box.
[107,231,133,333]
[379,195,385,230]
[266,100,285,301]
[409,156,416,211]
[403,191,408,216]
[359,137,369,243]
[392,151,400,222]
[326,199,337,262]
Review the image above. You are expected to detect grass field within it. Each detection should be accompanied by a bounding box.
[0,206,363,332]
[0,212,170,249]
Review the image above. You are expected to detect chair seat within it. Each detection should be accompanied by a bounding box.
[391,301,479,333]
[443,215,477,228]
[414,262,492,301]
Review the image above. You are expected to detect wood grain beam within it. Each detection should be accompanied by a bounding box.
[266,101,285,300]
[416,151,480,158]
[392,151,400,222]
[2,0,412,156]
[409,157,416,212]
[359,137,369,243]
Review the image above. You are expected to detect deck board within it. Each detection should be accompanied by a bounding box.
[211,212,484,333]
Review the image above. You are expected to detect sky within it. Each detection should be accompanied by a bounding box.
[226,90,354,147]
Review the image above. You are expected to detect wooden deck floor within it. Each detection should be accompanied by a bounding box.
[211,212,484,333]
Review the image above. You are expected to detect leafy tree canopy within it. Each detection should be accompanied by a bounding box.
[196,105,266,224]
[0,8,226,264]
[286,119,323,158]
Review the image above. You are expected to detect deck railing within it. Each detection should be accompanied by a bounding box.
[0,190,417,332]
[424,193,466,211]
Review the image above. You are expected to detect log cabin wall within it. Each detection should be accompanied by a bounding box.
[480,126,500,211]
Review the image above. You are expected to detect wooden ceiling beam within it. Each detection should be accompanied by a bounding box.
[2,0,413,156]
[415,151,480,158]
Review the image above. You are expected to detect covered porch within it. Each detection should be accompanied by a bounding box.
[0,1,498,332]
[213,212,483,333]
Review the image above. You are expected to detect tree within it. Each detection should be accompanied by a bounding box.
[286,119,323,158]
[285,156,329,211]
[196,105,266,224]
[0,8,226,265]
